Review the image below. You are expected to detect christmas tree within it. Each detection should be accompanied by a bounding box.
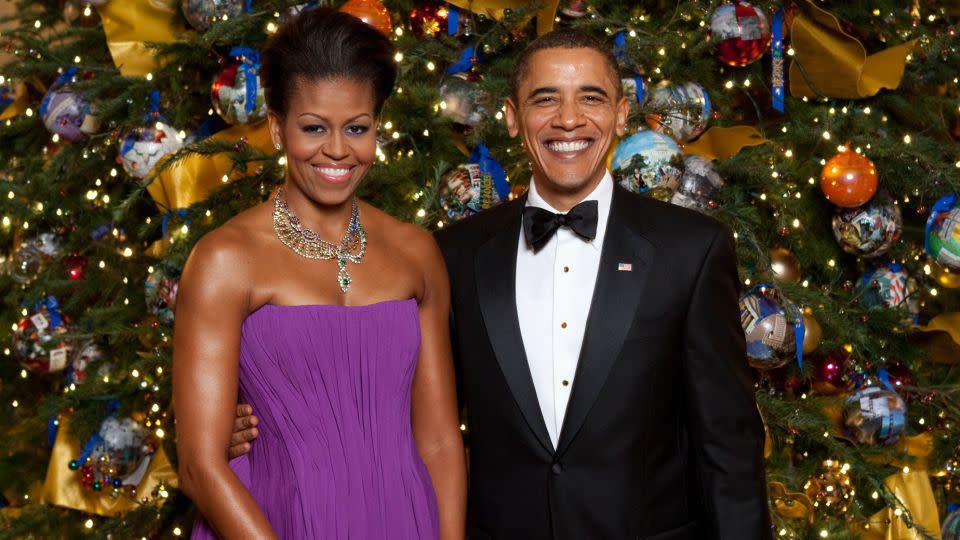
[0,0,959,537]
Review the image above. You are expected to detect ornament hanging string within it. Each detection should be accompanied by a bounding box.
[771,7,785,113]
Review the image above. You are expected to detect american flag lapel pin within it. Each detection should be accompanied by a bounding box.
[618,262,633,272]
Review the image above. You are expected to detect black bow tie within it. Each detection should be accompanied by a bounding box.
[522,200,599,252]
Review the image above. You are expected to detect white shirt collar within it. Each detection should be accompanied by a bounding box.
[525,170,614,213]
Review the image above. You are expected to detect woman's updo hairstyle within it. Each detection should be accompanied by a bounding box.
[261,8,397,117]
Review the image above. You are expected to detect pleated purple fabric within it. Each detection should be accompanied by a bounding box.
[191,299,439,539]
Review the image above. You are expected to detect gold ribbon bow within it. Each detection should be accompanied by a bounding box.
[789,0,916,99]
[681,125,770,161]
[41,415,178,516]
[146,122,274,211]
[445,0,561,36]
[912,312,960,364]
[95,0,184,77]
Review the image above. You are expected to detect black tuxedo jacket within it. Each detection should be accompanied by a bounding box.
[435,184,771,540]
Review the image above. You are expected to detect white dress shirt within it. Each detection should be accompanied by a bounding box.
[515,171,613,448]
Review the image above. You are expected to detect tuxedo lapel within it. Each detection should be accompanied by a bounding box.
[556,186,656,456]
[475,197,556,455]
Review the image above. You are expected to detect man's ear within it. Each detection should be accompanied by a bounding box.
[267,110,283,149]
[614,95,629,138]
[504,97,520,138]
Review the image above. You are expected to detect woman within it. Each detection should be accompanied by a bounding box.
[173,8,466,539]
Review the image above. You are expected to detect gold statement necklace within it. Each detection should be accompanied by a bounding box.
[273,188,367,293]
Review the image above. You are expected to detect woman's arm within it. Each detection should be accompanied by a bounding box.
[410,229,468,540]
[173,231,277,539]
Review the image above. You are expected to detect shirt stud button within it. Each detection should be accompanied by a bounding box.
[561,380,569,387]
[563,266,569,273]
[561,322,567,329]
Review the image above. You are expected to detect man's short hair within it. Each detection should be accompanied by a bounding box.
[509,28,622,102]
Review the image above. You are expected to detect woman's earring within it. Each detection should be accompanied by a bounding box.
[274,143,282,151]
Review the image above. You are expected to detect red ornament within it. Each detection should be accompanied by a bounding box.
[340,0,392,36]
[709,2,772,67]
[810,351,852,396]
[63,254,86,280]
[820,149,878,208]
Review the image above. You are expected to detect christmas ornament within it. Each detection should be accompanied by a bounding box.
[11,232,62,283]
[810,350,850,396]
[843,385,907,444]
[926,193,960,270]
[709,1,771,67]
[739,285,802,370]
[644,81,711,143]
[884,361,915,389]
[801,310,822,354]
[63,254,87,280]
[71,415,157,492]
[119,115,184,179]
[212,47,267,126]
[67,341,103,386]
[831,196,901,258]
[410,1,467,38]
[859,263,919,323]
[39,67,98,142]
[12,297,73,373]
[611,129,684,197]
[438,72,488,127]
[668,155,722,212]
[820,149,878,208]
[145,266,181,325]
[944,508,960,540]
[804,460,854,515]
[339,0,392,36]
[439,144,509,221]
[769,247,801,283]
[181,0,245,31]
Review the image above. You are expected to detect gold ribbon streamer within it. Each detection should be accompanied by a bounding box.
[41,415,178,517]
[681,125,769,161]
[444,0,561,36]
[789,0,917,99]
[860,471,941,539]
[95,0,184,77]
[0,79,46,121]
[146,122,274,211]
[912,312,960,364]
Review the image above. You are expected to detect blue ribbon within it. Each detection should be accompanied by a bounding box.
[229,47,261,115]
[631,75,646,105]
[161,209,190,238]
[47,416,59,448]
[39,66,79,118]
[924,193,957,256]
[613,31,627,63]
[771,8,785,113]
[446,46,478,75]
[468,144,509,200]
[245,0,252,13]
[447,6,460,36]
[34,296,64,329]
[742,283,805,369]
[0,86,12,113]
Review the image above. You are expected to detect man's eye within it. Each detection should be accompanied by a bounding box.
[535,97,556,104]
[583,95,604,103]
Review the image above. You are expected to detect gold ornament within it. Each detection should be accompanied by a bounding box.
[804,460,854,516]
[801,310,823,354]
[769,247,802,283]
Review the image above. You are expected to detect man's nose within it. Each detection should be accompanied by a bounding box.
[553,99,584,129]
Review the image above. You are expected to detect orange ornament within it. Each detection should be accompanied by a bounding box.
[820,149,878,207]
[339,0,392,36]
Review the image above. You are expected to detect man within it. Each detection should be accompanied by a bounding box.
[228,29,771,539]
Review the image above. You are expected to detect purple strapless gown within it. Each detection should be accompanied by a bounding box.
[191,299,439,539]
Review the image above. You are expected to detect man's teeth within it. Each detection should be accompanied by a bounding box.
[316,167,351,177]
[547,140,591,153]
